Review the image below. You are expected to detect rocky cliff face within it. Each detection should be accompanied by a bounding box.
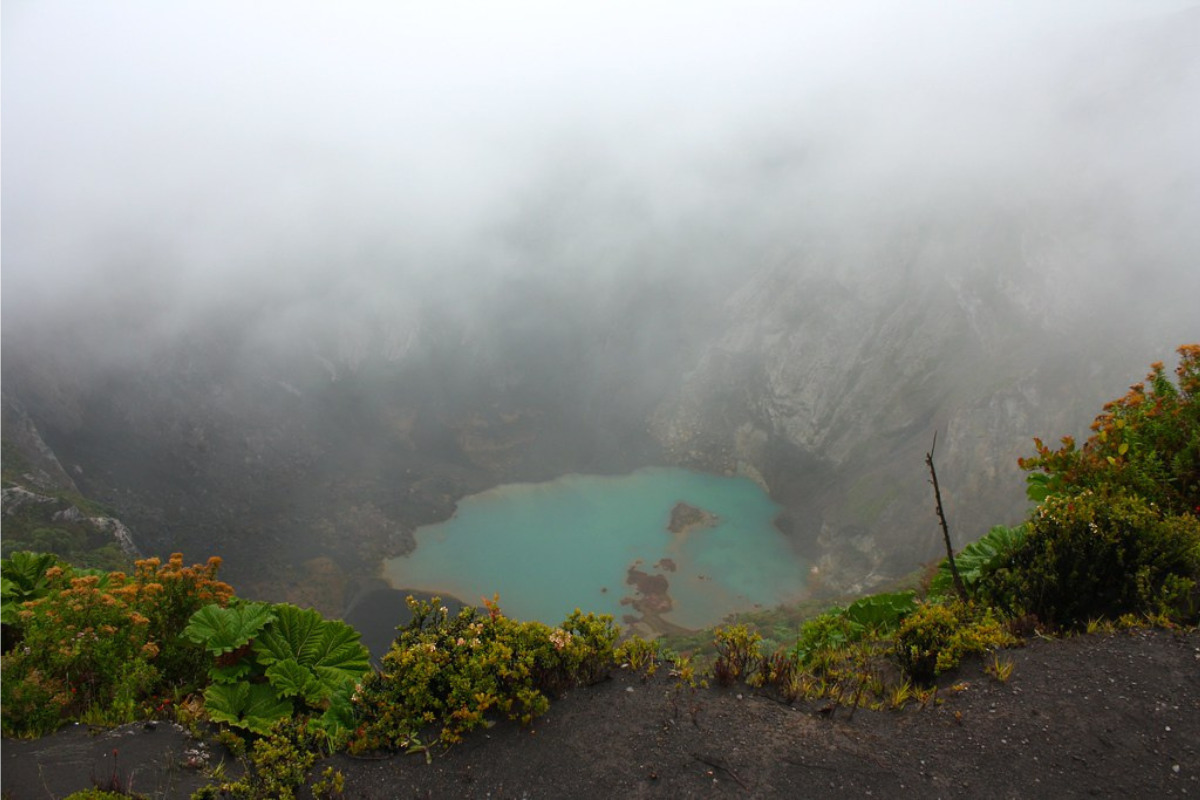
[4,236,1189,607]
[650,207,1194,593]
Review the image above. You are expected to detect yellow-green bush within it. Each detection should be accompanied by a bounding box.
[349,596,618,750]
[893,601,1016,684]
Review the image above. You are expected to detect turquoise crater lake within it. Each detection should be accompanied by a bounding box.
[382,467,810,633]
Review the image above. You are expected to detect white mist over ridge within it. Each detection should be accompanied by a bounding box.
[5,2,1197,341]
[2,1,1197,605]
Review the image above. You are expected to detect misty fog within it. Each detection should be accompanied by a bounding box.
[3,1,1198,615]
[6,1,1197,343]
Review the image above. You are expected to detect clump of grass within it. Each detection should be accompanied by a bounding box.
[986,653,1016,683]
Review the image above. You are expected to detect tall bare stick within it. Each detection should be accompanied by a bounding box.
[926,431,967,601]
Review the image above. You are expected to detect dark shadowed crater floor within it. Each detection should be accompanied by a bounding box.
[3,629,1198,799]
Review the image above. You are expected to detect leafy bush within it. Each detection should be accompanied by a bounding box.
[791,590,916,672]
[790,611,860,672]
[349,596,618,750]
[893,601,1016,684]
[1003,490,1200,627]
[202,719,321,800]
[0,554,232,737]
[1020,344,1200,515]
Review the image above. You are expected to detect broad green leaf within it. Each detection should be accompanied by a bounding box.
[266,658,324,703]
[253,604,325,666]
[1,552,57,597]
[184,602,275,655]
[931,524,1027,597]
[311,688,357,740]
[1118,442,1129,456]
[253,605,370,689]
[0,577,18,625]
[844,590,916,632]
[203,682,292,736]
[208,662,255,684]
[312,664,359,698]
[1025,473,1053,503]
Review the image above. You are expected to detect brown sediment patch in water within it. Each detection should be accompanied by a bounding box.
[656,558,677,572]
[621,563,693,638]
[667,502,719,536]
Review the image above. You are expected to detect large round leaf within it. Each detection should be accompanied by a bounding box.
[183,602,276,655]
[253,604,370,689]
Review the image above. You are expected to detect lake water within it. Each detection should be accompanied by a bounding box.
[381,467,809,632]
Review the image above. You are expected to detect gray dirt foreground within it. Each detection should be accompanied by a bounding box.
[3,628,1198,799]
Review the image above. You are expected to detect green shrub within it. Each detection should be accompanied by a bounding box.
[1004,490,1200,628]
[843,590,918,632]
[615,635,664,679]
[1,551,61,630]
[349,596,618,750]
[790,590,916,673]
[893,601,1016,684]
[208,719,321,800]
[791,611,860,671]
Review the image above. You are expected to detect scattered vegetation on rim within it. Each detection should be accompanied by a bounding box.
[1,345,1197,799]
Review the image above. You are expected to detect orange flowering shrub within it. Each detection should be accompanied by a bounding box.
[1,554,232,737]
[1020,344,1200,516]
[1000,346,1200,628]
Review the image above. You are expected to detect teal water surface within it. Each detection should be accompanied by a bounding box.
[382,467,809,630]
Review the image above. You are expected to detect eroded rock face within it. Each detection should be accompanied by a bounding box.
[649,223,1191,593]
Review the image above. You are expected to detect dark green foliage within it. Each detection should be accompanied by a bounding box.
[187,602,371,738]
[1,550,60,626]
[791,611,860,669]
[791,590,917,671]
[252,604,372,698]
[1002,490,1200,627]
[931,524,1027,602]
[204,682,295,735]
